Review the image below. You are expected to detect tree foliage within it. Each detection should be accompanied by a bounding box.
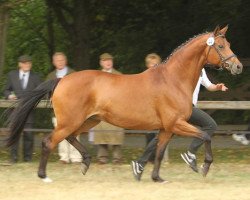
[3,0,250,73]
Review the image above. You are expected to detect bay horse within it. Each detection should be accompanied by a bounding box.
[5,26,242,183]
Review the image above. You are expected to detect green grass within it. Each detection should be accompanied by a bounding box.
[1,145,250,164]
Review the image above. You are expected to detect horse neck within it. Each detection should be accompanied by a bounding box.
[163,34,208,92]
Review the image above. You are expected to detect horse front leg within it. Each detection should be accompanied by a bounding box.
[201,131,213,177]
[151,130,173,183]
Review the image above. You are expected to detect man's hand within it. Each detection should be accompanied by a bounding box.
[215,83,228,91]
[8,94,17,100]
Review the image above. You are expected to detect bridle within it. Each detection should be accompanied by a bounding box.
[206,34,237,71]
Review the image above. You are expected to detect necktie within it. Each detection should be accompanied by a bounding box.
[21,74,26,89]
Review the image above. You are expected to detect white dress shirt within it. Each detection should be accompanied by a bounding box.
[56,66,68,78]
[192,69,212,106]
[19,70,30,89]
[102,68,113,73]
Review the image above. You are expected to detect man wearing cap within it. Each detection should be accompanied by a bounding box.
[3,55,42,163]
[90,53,124,164]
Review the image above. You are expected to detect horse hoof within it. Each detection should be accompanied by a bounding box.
[200,163,210,177]
[160,180,169,184]
[42,177,53,183]
[152,176,166,183]
[81,163,89,175]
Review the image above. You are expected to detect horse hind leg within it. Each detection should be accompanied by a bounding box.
[37,126,81,182]
[172,119,213,177]
[66,135,90,175]
[37,134,52,182]
[67,118,101,175]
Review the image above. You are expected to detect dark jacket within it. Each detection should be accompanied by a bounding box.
[3,70,42,123]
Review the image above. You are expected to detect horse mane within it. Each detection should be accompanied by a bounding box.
[154,31,209,67]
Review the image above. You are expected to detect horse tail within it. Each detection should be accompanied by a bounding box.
[5,78,61,147]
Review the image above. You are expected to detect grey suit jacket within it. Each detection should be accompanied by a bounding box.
[3,70,42,123]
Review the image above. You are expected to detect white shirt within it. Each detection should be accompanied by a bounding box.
[102,69,113,73]
[192,69,212,106]
[56,66,68,78]
[19,70,30,89]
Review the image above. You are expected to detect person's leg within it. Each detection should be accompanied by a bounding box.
[138,137,158,166]
[245,122,250,140]
[146,132,156,145]
[245,134,250,140]
[23,123,34,162]
[53,116,70,163]
[188,107,217,153]
[145,132,157,162]
[58,140,70,163]
[232,133,250,145]
[112,145,122,164]
[97,144,109,164]
[131,136,158,181]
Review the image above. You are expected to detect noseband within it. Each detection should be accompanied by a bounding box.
[206,34,237,71]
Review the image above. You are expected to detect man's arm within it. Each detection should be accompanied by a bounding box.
[201,69,228,92]
[207,83,228,92]
[3,73,17,100]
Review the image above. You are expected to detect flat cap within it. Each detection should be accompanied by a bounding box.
[99,53,113,60]
[18,55,32,62]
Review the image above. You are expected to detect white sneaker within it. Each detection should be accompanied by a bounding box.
[232,134,250,145]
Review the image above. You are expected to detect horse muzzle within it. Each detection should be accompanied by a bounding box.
[223,61,243,75]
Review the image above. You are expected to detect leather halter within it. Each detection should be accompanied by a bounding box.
[206,34,236,71]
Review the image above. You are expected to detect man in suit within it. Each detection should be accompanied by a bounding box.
[4,55,41,163]
[47,52,82,164]
[90,53,124,164]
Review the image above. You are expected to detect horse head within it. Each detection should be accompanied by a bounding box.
[205,25,243,75]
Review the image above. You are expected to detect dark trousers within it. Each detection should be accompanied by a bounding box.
[145,132,157,162]
[245,122,250,140]
[97,144,122,163]
[10,123,34,162]
[138,107,217,166]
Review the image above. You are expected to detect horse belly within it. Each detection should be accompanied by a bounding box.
[101,107,162,130]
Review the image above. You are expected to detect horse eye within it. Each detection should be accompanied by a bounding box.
[218,45,224,49]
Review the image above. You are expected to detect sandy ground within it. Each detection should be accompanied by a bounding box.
[1,134,249,200]
[1,162,250,200]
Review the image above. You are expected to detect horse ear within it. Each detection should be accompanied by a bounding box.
[213,25,220,36]
[220,25,229,35]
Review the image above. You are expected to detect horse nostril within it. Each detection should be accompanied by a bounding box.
[237,65,242,69]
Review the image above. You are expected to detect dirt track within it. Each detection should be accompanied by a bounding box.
[1,134,250,200]
[1,162,250,200]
